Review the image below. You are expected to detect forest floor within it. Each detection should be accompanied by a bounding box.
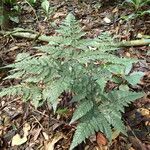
[0,0,150,150]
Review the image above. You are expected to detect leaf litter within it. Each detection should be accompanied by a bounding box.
[0,0,150,149]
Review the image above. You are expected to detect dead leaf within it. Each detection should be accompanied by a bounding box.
[96,132,107,146]
[12,134,27,146]
[53,12,66,19]
[9,46,19,51]
[129,147,136,150]
[43,132,49,140]
[145,121,150,126]
[137,108,150,117]
[103,17,111,24]
[129,136,147,150]
[11,123,30,146]
[112,7,118,13]
[125,52,131,57]
[95,145,108,150]
[44,133,63,150]
[23,123,31,136]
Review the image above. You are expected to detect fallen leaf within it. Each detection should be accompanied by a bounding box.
[9,46,19,51]
[53,12,66,19]
[112,7,118,13]
[11,123,30,146]
[145,121,150,126]
[129,147,136,150]
[96,132,107,146]
[137,108,150,117]
[12,134,27,146]
[129,136,147,150]
[45,133,63,150]
[103,17,111,24]
[23,123,31,137]
[137,33,143,38]
[43,132,49,140]
[125,52,131,57]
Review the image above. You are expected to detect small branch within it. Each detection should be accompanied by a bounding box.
[119,39,150,47]
[0,30,52,42]
[0,30,150,47]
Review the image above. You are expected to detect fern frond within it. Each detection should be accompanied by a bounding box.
[5,54,59,83]
[70,109,112,150]
[101,109,126,134]
[56,13,86,40]
[5,70,25,79]
[75,51,136,65]
[0,84,43,107]
[0,85,22,97]
[70,99,93,124]
[107,90,144,112]
[70,91,144,149]
[35,45,62,56]
[43,77,71,111]
[92,32,117,52]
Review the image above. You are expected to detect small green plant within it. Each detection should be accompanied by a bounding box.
[24,0,54,22]
[126,0,150,10]
[41,0,55,20]
[0,14,144,149]
[123,0,150,20]
[0,0,21,29]
[27,0,37,5]
[2,0,16,5]
[121,0,150,21]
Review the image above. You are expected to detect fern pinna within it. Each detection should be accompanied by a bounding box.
[0,13,144,149]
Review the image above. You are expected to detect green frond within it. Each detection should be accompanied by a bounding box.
[5,70,25,79]
[35,45,62,56]
[0,85,22,97]
[70,90,144,149]
[0,84,43,107]
[75,51,136,65]
[70,109,112,150]
[70,100,93,124]
[102,109,126,134]
[43,77,71,111]
[56,13,86,41]
[90,32,117,52]
[107,90,144,112]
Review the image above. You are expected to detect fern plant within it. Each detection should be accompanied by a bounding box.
[0,13,144,149]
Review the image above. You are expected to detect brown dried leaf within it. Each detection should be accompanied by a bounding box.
[96,132,107,146]
[53,12,66,19]
[44,133,63,150]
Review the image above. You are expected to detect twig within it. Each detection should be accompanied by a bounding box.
[0,30,150,47]
[31,115,44,129]
[119,39,150,47]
